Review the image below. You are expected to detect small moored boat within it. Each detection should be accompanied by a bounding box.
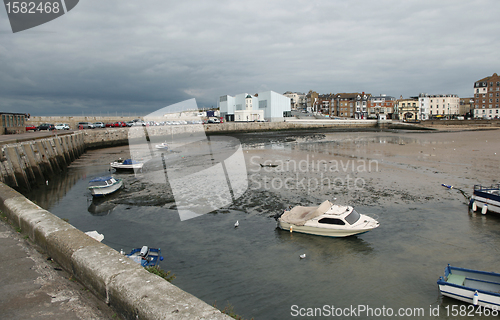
[470,184,500,214]
[125,246,163,267]
[110,158,144,172]
[275,200,379,237]
[437,264,500,309]
[155,142,169,150]
[88,176,123,197]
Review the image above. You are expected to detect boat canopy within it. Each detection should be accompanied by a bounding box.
[122,159,140,165]
[89,177,115,187]
[281,200,333,226]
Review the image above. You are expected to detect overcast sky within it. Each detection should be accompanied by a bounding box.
[1,0,499,116]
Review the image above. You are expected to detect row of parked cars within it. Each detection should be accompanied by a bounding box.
[26,123,70,131]
[26,118,221,132]
[77,121,136,129]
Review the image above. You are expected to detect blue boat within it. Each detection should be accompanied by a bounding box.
[469,184,500,214]
[110,158,144,172]
[126,246,164,267]
[437,264,500,309]
[88,176,123,197]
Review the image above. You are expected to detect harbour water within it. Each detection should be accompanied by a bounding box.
[25,129,500,319]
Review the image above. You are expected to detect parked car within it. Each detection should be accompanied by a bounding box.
[26,124,37,131]
[125,121,134,127]
[115,121,127,127]
[105,123,114,128]
[55,123,70,130]
[93,122,105,128]
[37,123,56,130]
[77,122,94,129]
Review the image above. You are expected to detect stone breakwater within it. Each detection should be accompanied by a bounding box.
[0,132,85,192]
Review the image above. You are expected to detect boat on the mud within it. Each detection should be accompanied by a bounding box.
[155,142,169,150]
[470,184,500,214]
[125,246,163,267]
[88,176,123,197]
[437,264,500,309]
[110,158,144,172]
[275,200,379,237]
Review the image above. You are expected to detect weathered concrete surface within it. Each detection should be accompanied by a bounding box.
[0,182,231,320]
[0,213,121,319]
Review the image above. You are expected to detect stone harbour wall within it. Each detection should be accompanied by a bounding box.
[0,132,85,192]
[0,183,231,320]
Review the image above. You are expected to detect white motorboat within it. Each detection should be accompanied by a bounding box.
[88,176,123,197]
[437,264,500,309]
[470,184,500,214]
[276,200,379,237]
[110,158,144,172]
[155,142,169,150]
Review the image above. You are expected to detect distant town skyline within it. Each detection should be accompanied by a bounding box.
[1,0,499,116]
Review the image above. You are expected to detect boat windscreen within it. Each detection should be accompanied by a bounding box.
[345,210,360,225]
[89,181,108,187]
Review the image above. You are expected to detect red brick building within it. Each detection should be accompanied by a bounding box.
[473,73,500,119]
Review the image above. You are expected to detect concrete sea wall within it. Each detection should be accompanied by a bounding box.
[0,183,230,320]
[0,132,85,192]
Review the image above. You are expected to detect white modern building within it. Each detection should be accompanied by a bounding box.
[219,95,236,121]
[219,90,291,122]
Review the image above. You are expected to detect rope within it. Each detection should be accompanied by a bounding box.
[441,184,471,200]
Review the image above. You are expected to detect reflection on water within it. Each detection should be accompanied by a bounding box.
[24,169,88,209]
[20,131,500,320]
[87,197,118,216]
[275,229,374,257]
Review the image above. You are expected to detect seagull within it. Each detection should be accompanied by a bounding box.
[234,220,239,228]
[299,254,306,259]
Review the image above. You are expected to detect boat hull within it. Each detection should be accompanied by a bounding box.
[437,265,500,309]
[438,283,500,309]
[470,185,500,214]
[471,195,500,214]
[277,220,375,237]
[110,163,143,172]
[89,179,123,197]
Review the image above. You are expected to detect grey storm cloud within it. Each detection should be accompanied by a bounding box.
[0,0,499,115]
